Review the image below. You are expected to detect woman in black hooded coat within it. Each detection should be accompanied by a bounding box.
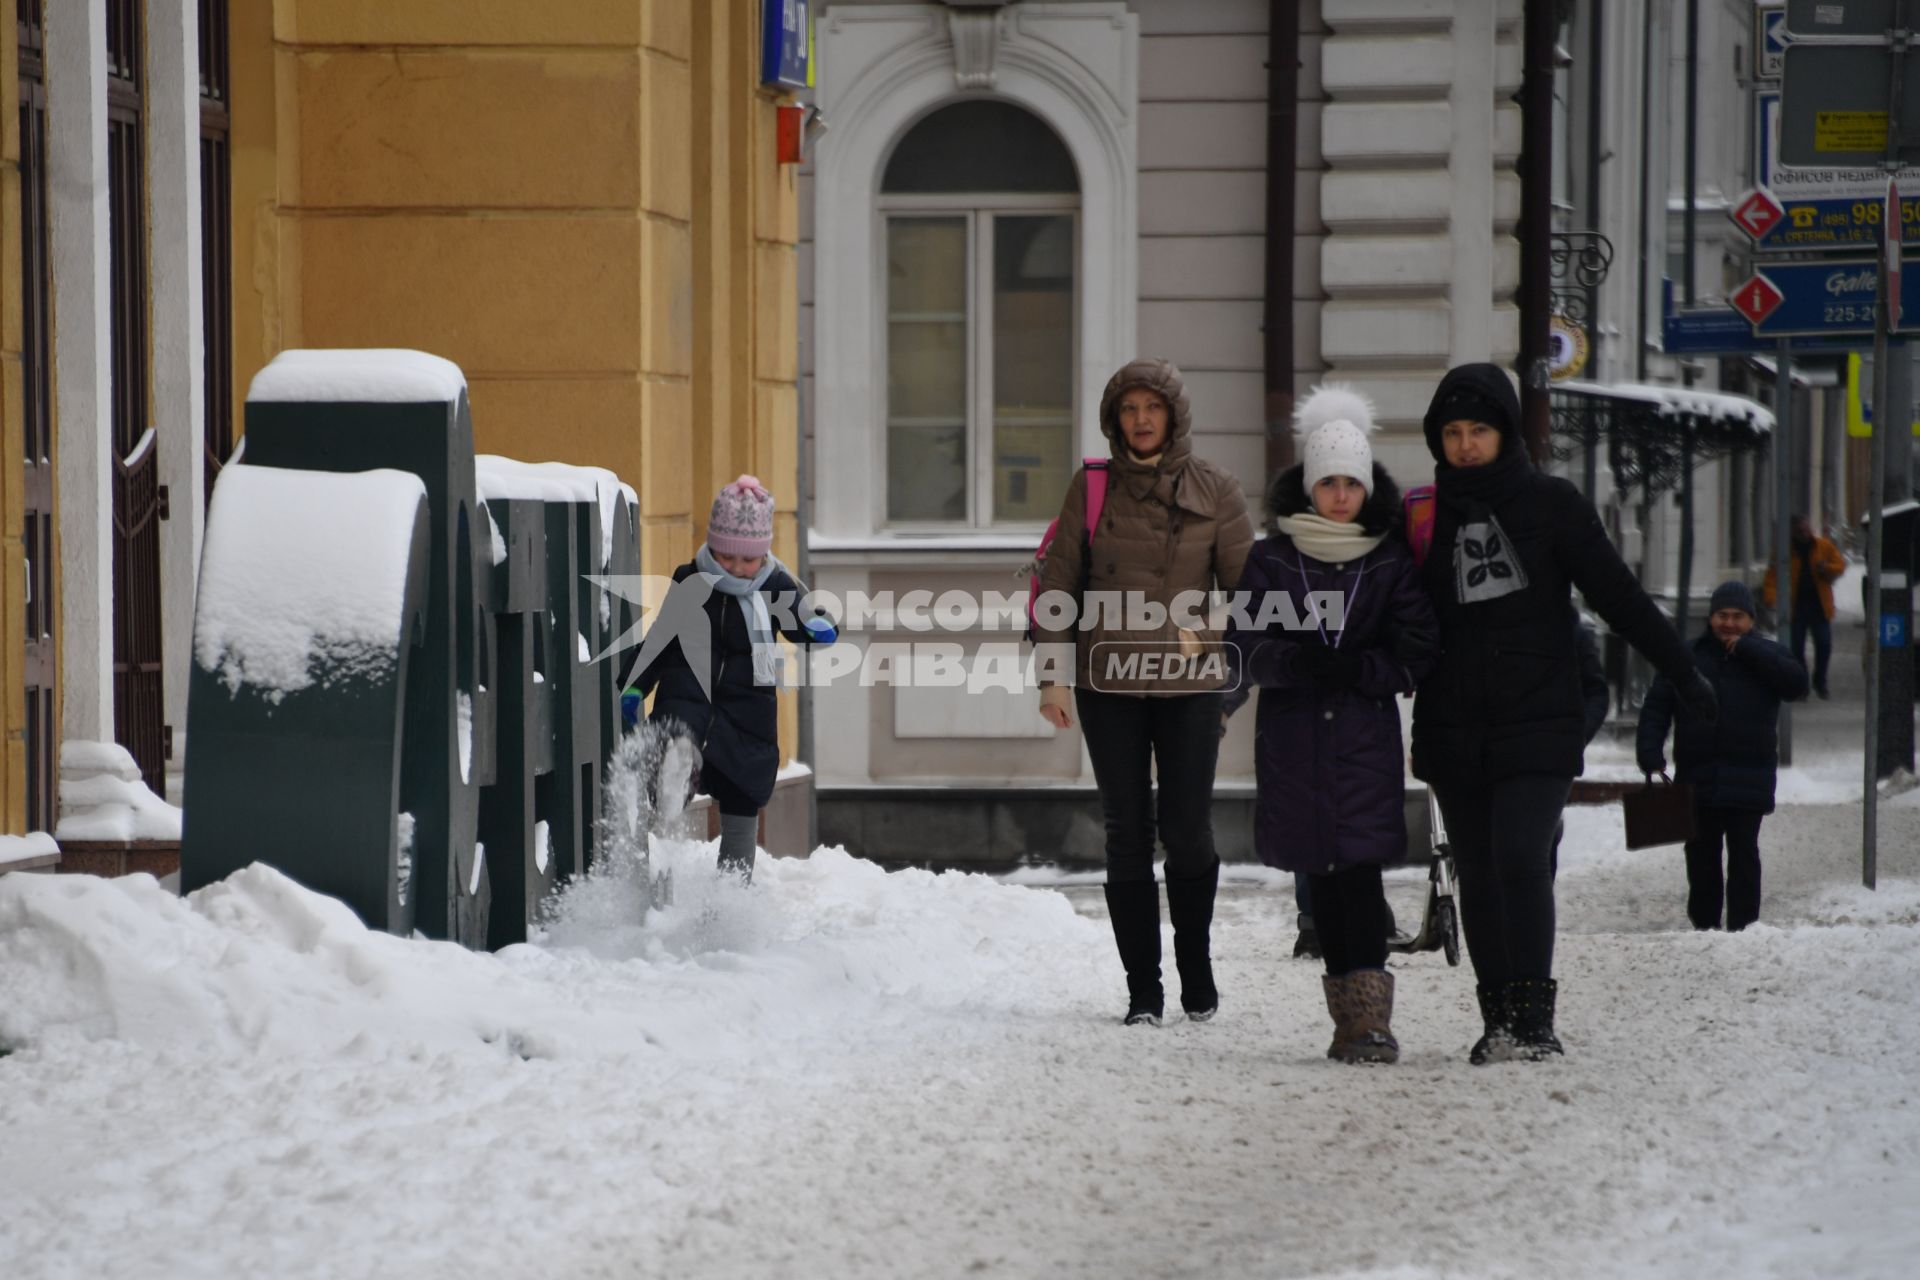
[1411,363,1718,1063]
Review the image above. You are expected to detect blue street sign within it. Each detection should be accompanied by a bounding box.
[1754,90,1920,250]
[1750,260,1920,337]
[1660,279,1855,354]
[760,0,812,90]
[1758,8,1787,80]
[1883,613,1909,649]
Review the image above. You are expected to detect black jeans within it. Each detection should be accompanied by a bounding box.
[1686,806,1765,931]
[1075,689,1223,884]
[1434,774,1573,985]
[1306,864,1389,977]
[1790,610,1833,693]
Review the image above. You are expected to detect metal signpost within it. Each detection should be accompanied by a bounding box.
[1780,0,1920,888]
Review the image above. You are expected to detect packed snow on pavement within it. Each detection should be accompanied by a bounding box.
[2,793,1918,1279]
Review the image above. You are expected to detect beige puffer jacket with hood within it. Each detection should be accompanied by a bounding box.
[1036,358,1255,697]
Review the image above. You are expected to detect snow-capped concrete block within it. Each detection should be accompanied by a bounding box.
[1322,35,1453,97]
[1322,102,1453,164]
[1322,300,1452,364]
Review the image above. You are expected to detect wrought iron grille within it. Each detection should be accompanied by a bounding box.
[200,0,232,507]
[1548,231,1614,327]
[108,0,168,795]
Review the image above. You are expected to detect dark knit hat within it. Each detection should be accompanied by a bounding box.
[1422,362,1523,462]
[1709,579,1757,619]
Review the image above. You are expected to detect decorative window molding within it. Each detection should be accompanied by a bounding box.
[812,3,1138,541]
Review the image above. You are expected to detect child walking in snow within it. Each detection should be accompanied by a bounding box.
[632,476,836,882]
[1224,386,1437,1063]
[1637,580,1807,931]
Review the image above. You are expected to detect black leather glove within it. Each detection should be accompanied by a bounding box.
[1675,670,1718,724]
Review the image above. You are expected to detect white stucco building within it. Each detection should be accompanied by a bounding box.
[799,0,1813,862]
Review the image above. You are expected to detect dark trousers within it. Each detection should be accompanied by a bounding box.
[1075,689,1223,883]
[700,764,759,819]
[1685,806,1765,931]
[1306,864,1388,977]
[1434,774,1572,985]
[1790,609,1833,693]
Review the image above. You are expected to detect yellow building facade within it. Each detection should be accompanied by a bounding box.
[0,0,803,838]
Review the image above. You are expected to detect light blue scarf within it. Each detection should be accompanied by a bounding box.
[695,544,780,685]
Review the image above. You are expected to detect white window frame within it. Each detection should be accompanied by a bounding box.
[811,3,1139,544]
[878,193,1080,531]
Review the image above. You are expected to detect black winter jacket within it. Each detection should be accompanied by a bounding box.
[1409,457,1698,787]
[638,561,828,808]
[1637,632,1809,813]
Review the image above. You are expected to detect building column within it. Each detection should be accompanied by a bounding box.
[146,0,206,799]
[1319,0,1523,474]
[46,0,115,750]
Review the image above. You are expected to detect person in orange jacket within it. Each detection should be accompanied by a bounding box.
[1760,515,1847,699]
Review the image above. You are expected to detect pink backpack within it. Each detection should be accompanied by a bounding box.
[1025,459,1108,642]
[1404,484,1436,566]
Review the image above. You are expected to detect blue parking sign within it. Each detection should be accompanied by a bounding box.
[1883,613,1909,649]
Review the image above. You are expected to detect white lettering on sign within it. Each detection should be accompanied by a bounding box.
[1815,4,1844,21]
[1827,268,1877,295]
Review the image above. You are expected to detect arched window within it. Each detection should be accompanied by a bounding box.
[880,101,1079,527]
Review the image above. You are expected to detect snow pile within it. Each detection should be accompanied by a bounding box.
[246,348,467,404]
[3,784,1916,1279]
[193,465,427,699]
[53,741,181,842]
[0,846,1100,1069]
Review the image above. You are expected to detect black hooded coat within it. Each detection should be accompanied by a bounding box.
[1409,363,1699,787]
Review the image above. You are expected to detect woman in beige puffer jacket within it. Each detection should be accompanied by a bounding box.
[1035,357,1254,1026]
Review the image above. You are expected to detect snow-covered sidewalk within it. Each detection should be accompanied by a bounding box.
[3,793,1918,1280]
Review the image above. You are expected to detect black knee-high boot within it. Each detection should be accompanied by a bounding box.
[1164,862,1219,1021]
[1103,879,1164,1025]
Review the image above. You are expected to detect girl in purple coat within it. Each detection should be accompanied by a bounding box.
[1225,387,1438,1062]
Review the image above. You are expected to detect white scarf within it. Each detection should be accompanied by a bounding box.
[1272,512,1386,565]
[695,544,781,686]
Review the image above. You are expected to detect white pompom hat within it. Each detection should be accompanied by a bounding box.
[1293,384,1378,496]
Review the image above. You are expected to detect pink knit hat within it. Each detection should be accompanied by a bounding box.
[707,474,775,557]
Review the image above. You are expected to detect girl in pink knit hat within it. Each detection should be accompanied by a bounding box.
[631,475,836,881]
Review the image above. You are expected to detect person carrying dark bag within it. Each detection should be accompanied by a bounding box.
[1410,363,1718,1064]
[1637,580,1808,931]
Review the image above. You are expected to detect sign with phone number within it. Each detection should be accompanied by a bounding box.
[1760,193,1920,249]
[1750,259,1920,337]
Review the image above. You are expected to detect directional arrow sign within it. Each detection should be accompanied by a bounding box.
[1731,187,1787,242]
[1732,273,1786,326]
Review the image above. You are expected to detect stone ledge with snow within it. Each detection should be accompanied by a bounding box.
[54,741,180,843]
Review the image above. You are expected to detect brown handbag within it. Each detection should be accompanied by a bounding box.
[1622,772,1697,850]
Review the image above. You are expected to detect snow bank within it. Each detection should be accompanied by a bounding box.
[246,348,466,404]
[193,466,427,699]
[0,840,1101,1065]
